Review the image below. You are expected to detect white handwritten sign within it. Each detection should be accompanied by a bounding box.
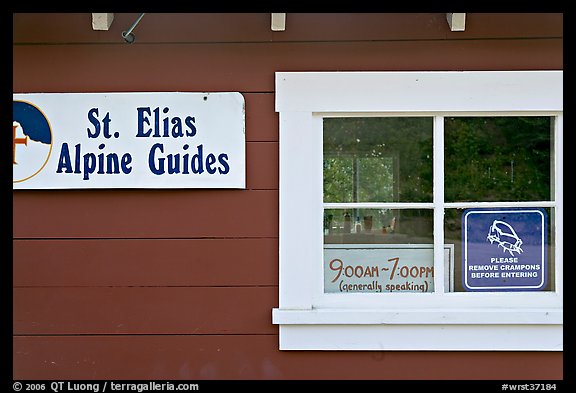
[324,244,454,293]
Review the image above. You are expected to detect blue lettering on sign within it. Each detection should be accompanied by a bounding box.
[462,208,547,291]
[56,143,133,180]
[148,143,230,175]
[55,106,232,180]
[87,108,117,139]
[136,107,197,138]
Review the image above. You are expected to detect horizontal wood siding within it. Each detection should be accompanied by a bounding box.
[14,238,278,287]
[13,336,563,380]
[13,190,278,238]
[14,287,277,335]
[13,12,563,380]
[13,40,562,93]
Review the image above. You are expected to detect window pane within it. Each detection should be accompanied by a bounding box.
[444,117,553,202]
[323,209,435,294]
[324,208,433,245]
[323,117,433,203]
[445,207,555,292]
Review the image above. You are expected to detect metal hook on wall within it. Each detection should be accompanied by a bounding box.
[122,13,146,44]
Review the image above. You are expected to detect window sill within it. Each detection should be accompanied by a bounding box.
[272,308,562,325]
[273,308,563,351]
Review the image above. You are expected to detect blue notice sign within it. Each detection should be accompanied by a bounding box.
[462,208,547,291]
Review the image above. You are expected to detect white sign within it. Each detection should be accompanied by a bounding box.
[324,244,454,293]
[13,92,245,189]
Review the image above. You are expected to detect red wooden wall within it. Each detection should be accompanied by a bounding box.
[13,13,563,380]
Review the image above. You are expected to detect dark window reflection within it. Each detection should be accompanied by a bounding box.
[445,117,552,202]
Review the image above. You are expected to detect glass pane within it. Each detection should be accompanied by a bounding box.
[324,208,433,245]
[445,207,555,292]
[323,117,433,203]
[323,209,435,294]
[444,117,553,202]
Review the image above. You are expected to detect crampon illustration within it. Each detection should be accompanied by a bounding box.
[486,220,524,256]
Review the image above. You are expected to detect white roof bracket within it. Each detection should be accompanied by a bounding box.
[92,13,115,31]
[446,13,466,32]
[271,13,286,31]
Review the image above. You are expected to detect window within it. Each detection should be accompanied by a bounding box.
[272,71,562,350]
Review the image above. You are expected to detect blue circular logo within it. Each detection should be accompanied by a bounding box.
[13,100,53,183]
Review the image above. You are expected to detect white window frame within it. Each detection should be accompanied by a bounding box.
[272,71,563,351]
